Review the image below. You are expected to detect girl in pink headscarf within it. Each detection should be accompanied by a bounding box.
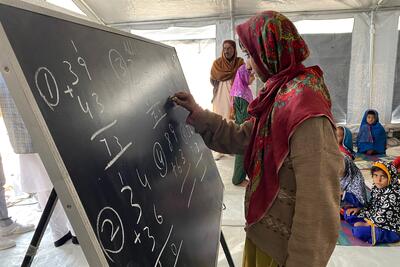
[230,64,255,186]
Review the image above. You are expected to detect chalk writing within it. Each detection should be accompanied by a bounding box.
[34,67,59,110]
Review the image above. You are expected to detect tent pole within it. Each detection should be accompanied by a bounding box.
[369,9,375,108]
[369,1,385,108]
[107,6,400,28]
[229,0,235,40]
[72,0,105,25]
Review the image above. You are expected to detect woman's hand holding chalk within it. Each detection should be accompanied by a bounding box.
[171,92,201,114]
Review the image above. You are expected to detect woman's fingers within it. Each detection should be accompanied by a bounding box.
[173,91,189,100]
[173,97,186,106]
[172,92,192,111]
[172,94,187,105]
[172,91,201,114]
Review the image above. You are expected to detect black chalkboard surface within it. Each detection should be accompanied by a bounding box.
[0,2,223,266]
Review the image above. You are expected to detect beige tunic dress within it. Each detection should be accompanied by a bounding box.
[212,80,232,120]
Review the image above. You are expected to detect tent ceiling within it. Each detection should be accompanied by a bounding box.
[76,0,400,25]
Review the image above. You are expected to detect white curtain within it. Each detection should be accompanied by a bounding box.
[121,9,400,127]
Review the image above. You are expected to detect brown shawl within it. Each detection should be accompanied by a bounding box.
[210,40,244,82]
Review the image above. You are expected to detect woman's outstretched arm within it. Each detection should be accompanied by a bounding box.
[173,92,253,154]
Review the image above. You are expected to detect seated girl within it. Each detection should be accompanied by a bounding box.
[356,109,386,155]
[230,64,254,186]
[337,126,367,209]
[340,156,368,209]
[392,156,400,172]
[336,126,355,159]
[344,161,400,245]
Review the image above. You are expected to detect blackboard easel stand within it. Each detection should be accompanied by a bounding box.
[220,231,235,267]
[21,188,58,267]
[20,189,236,267]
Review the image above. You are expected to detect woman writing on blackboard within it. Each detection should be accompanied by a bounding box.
[173,11,343,267]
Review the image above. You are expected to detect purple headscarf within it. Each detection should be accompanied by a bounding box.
[230,64,254,105]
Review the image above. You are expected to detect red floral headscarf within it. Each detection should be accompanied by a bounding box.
[237,11,335,225]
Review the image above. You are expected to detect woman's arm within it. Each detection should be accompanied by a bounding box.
[173,92,253,155]
[188,109,253,154]
[285,117,343,267]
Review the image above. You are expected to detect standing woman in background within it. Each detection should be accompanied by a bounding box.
[230,64,254,186]
[210,40,244,160]
[174,11,343,267]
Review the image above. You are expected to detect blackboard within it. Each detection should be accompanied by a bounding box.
[0,1,223,266]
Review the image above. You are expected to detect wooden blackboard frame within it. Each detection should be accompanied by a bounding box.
[0,0,188,266]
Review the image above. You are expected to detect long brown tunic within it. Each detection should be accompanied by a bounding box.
[187,110,343,267]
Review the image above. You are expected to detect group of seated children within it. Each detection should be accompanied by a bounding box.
[337,112,400,245]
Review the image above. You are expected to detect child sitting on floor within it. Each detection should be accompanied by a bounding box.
[337,126,368,209]
[356,109,386,155]
[340,156,368,209]
[344,161,400,245]
[392,156,400,173]
[337,125,355,159]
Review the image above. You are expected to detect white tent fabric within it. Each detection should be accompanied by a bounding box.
[372,11,399,123]
[347,13,371,127]
[163,39,216,110]
[131,26,216,110]
[131,25,216,41]
[227,12,399,125]
[41,0,400,25]
[391,23,400,122]
[17,0,400,126]
[124,10,400,126]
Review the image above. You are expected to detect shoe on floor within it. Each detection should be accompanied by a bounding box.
[72,236,79,245]
[0,237,16,250]
[0,221,35,237]
[54,231,72,247]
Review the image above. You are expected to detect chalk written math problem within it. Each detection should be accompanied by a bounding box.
[0,4,224,265]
